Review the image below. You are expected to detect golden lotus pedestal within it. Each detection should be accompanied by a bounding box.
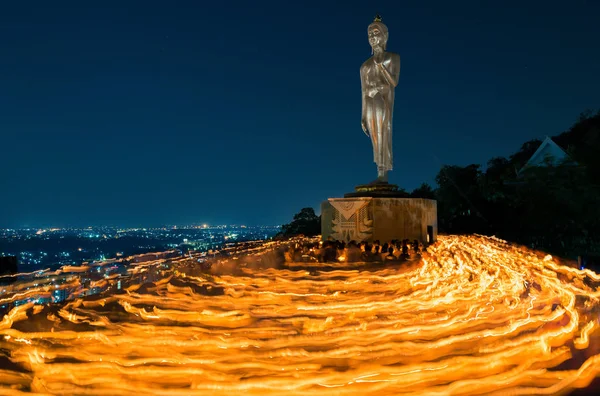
[344,182,407,198]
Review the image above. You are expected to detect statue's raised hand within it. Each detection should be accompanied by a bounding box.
[361,118,369,137]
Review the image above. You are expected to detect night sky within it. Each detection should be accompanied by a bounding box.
[1,1,599,228]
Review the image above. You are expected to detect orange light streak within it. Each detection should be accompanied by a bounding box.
[0,235,600,394]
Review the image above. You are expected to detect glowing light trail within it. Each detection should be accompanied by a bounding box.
[1,235,600,395]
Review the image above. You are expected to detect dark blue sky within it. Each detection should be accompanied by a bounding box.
[1,1,599,227]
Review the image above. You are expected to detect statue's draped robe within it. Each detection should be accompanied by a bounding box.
[360,52,400,172]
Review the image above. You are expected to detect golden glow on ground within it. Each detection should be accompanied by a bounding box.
[2,235,600,395]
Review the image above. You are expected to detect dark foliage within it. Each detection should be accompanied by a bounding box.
[279,207,321,237]
[433,110,600,258]
[410,183,436,199]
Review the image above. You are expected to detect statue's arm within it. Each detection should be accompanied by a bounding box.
[360,66,368,136]
[377,53,400,88]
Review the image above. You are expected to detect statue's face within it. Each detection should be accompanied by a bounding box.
[368,27,386,48]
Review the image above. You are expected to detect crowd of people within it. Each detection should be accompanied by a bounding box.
[284,239,425,264]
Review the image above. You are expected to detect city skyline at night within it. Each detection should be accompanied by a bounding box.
[0,224,280,271]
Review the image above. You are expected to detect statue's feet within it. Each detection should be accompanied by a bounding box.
[369,179,388,185]
[375,170,389,184]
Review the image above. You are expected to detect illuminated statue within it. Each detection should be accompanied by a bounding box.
[360,15,400,183]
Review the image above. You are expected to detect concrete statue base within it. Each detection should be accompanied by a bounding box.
[321,197,437,244]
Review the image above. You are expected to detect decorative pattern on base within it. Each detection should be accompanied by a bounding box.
[328,198,373,242]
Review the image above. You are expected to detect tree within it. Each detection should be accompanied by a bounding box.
[553,110,600,184]
[435,164,488,234]
[431,109,600,257]
[278,207,321,237]
[410,183,436,199]
[509,139,543,171]
[509,164,600,256]
[477,157,517,232]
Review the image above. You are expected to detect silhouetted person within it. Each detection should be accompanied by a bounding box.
[383,246,396,262]
[412,240,419,253]
[401,240,409,258]
[323,242,337,263]
[346,241,362,263]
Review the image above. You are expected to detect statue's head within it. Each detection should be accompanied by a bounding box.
[368,15,388,50]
